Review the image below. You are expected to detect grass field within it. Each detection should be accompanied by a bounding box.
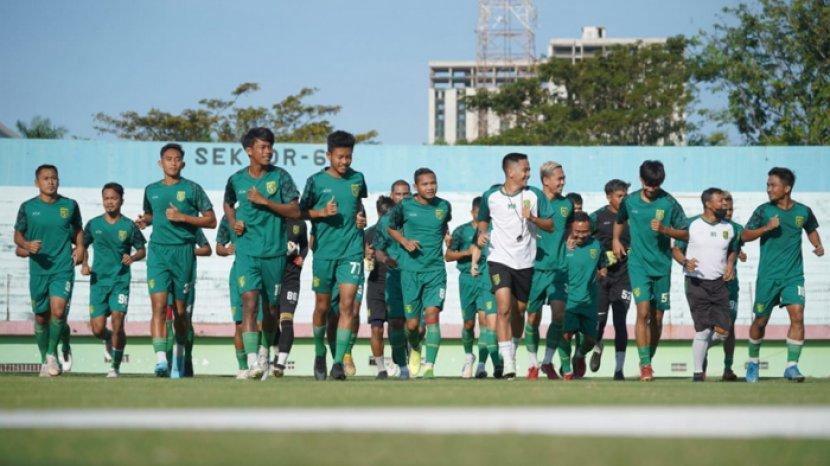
[2,374,829,466]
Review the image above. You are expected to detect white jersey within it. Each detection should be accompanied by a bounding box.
[478,185,543,269]
[681,215,739,280]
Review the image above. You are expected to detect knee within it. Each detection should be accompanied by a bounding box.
[463,320,475,331]
[389,319,404,330]
[406,320,419,332]
[527,313,540,326]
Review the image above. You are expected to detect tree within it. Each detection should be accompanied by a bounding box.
[94,83,378,143]
[464,36,694,145]
[16,116,68,139]
[694,0,830,145]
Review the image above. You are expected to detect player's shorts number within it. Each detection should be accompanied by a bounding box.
[797,286,805,298]
[117,294,128,305]
[285,291,298,302]
[439,288,445,300]
[620,290,632,301]
[350,261,361,275]
[660,293,669,304]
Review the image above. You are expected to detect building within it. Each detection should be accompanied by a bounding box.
[428,27,667,144]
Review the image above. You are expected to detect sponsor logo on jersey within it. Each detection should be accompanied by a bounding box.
[795,216,805,227]
[59,207,70,219]
[351,184,361,197]
[176,191,186,202]
[266,181,277,195]
[118,230,128,241]
[654,209,665,221]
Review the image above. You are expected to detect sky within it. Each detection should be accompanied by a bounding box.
[0,0,740,144]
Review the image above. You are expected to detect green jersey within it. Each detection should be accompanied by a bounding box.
[535,192,572,271]
[143,178,213,246]
[299,168,367,260]
[15,195,82,276]
[215,215,238,246]
[83,215,146,282]
[617,189,688,277]
[448,222,484,274]
[565,237,606,306]
[387,196,452,272]
[372,212,402,262]
[224,165,299,258]
[745,201,818,281]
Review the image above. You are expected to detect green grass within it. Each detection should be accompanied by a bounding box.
[1,373,829,409]
[1,431,828,466]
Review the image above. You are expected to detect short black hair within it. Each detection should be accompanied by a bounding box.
[327,130,356,153]
[376,195,395,216]
[639,160,665,187]
[160,143,184,158]
[241,127,275,148]
[391,179,410,192]
[769,167,795,188]
[604,179,630,195]
[472,196,482,210]
[35,164,58,178]
[102,182,124,198]
[414,167,436,183]
[700,187,723,206]
[502,152,528,172]
[566,192,583,205]
[572,211,591,224]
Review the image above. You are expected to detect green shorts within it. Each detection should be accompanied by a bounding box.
[527,268,568,313]
[564,303,598,339]
[329,283,364,317]
[385,268,405,320]
[459,273,496,321]
[629,267,671,310]
[402,268,447,321]
[312,254,364,293]
[147,243,195,302]
[228,262,243,323]
[89,276,130,318]
[753,277,806,318]
[235,254,286,303]
[29,271,74,314]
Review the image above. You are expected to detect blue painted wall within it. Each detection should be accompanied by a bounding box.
[1,140,828,193]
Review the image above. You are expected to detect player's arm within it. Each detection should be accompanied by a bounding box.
[298,221,309,259]
[136,190,153,229]
[741,207,779,242]
[671,240,697,273]
[444,229,471,262]
[167,205,217,229]
[652,220,688,241]
[194,230,212,257]
[14,208,39,254]
[250,191,301,219]
[807,229,824,257]
[470,244,483,276]
[612,200,628,259]
[127,227,147,264]
[72,220,85,265]
[15,246,29,258]
[386,203,419,252]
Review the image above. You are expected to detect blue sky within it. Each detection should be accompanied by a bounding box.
[0,0,739,144]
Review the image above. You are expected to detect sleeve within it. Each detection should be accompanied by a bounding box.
[215,220,230,245]
[448,227,464,251]
[193,183,213,212]
[131,225,147,250]
[298,221,309,258]
[670,199,688,229]
[674,238,688,253]
[387,203,404,230]
[477,191,491,222]
[195,228,209,247]
[223,177,237,206]
[82,221,94,247]
[280,171,300,203]
[298,176,316,211]
[445,202,453,226]
[71,200,82,230]
[14,204,27,233]
[588,210,598,234]
[616,198,629,224]
[360,174,368,199]
[804,207,819,233]
[142,188,152,214]
[745,205,766,230]
[373,216,390,251]
[565,199,575,224]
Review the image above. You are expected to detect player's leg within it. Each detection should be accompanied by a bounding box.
[746,279,778,383]
[722,296,739,381]
[30,274,52,375]
[541,300,565,380]
[459,274,478,378]
[168,246,195,379]
[89,282,113,365]
[183,264,198,378]
[274,288,296,377]
[630,269,656,380]
[237,254,265,378]
[385,269,408,377]
[46,272,74,375]
[649,274,671,359]
[559,311,577,380]
[147,245,172,376]
[590,280,612,373]
[329,257,363,380]
[257,256,286,378]
[524,270,548,379]
[475,310,488,378]
[343,285,363,377]
[109,311,126,377]
[574,309,598,379]
[311,258,336,380]
[402,271,425,377]
[610,295,630,380]
[420,269,447,378]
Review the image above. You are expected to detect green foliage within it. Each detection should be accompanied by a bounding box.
[465,37,693,145]
[94,84,378,143]
[694,0,830,145]
[15,116,68,139]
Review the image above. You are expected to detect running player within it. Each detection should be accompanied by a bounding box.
[224,128,299,379]
[559,212,607,380]
[721,191,746,381]
[446,197,498,378]
[742,167,823,383]
[588,179,632,380]
[272,218,308,376]
[477,153,548,378]
[81,182,146,377]
[300,130,367,381]
[613,160,688,381]
[14,164,84,377]
[365,195,397,379]
[387,168,452,379]
[672,188,738,382]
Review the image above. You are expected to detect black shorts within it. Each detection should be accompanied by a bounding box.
[598,273,632,308]
[366,282,387,323]
[487,261,533,303]
[684,276,730,332]
[279,267,302,313]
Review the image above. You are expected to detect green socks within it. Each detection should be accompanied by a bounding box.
[260,330,276,349]
[558,338,572,373]
[34,322,49,363]
[60,321,71,352]
[724,355,734,371]
[47,319,64,356]
[424,323,441,365]
[235,349,248,370]
[524,322,539,354]
[185,325,194,364]
[786,339,803,364]
[334,328,352,364]
[313,325,326,357]
[637,346,651,366]
[748,338,762,360]
[406,327,421,351]
[545,320,563,351]
[347,329,358,354]
[484,328,501,366]
[112,349,124,371]
[152,338,166,355]
[242,331,259,356]
[461,327,474,355]
[389,327,407,366]
[477,331,489,364]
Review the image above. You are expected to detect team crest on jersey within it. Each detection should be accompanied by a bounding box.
[722,230,729,240]
[59,207,69,219]
[795,216,805,227]
[176,191,186,202]
[590,248,598,259]
[266,181,277,195]
[292,225,300,235]
[435,208,445,220]
[238,275,246,288]
[560,206,569,217]
[654,209,665,221]
[118,230,128,241]
[351,184,361,197]
[492,274,500,286]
